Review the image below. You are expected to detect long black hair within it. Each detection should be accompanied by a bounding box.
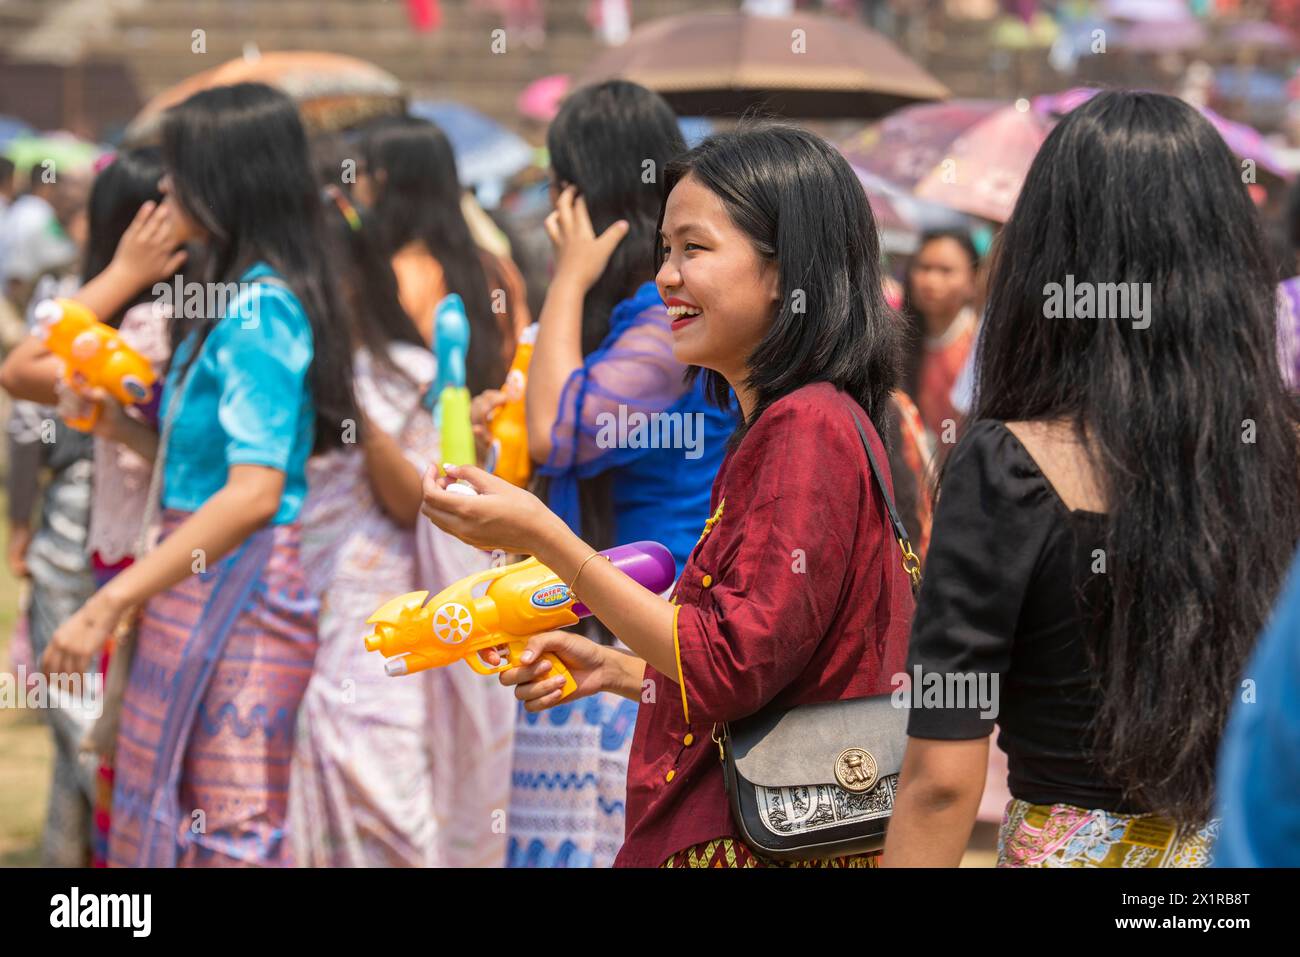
[82,147,166,328]
[972,90,1300,823]
[319,184,426,386]
[658,125,901,447]
[362,116,506,394]
[900,228,979,400]
[161,82,358,454]
[548,81,686,357]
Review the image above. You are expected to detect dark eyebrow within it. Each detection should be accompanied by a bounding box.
[659,223,707,240]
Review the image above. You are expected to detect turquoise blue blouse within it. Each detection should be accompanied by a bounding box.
[160,263,315,525]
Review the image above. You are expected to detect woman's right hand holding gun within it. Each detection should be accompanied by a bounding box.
[491,630,646,712]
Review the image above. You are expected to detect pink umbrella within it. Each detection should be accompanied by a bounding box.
[853,167,908,234]
[517,74,570,122]
[839,99,1051,223]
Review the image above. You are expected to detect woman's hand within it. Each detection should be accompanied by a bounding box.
[107,200,187,293]
[73,201,187,323]
[545,185,628,294]
[492,630,618,711]
[470,388,506,465]
[7,523,32,578]
[86,388,136,446]
[41,590,128,678]
[53,376,96,429]
[421,463,569,555]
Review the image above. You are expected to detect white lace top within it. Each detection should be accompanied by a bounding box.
[87,302,172,564]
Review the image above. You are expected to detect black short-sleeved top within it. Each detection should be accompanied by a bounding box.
[905,419,1143,813]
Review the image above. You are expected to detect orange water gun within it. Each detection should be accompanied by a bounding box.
[486,322,535,487]
[364,541,677,697]
[34,298,156,432]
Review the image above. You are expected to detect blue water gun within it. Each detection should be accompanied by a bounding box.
[423,293,476,466]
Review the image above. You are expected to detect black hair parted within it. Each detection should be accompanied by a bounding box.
[362,115,507,395]
[658,124,902,446]
[972,89,1300,824]
[161,81,358,455]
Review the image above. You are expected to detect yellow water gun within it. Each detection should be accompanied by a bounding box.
[364,541,677,697]
[486,323,535,487]
[34,298,156,432]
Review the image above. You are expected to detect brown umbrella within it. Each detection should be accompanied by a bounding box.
[576,10,948,119]
[125,50,405,143]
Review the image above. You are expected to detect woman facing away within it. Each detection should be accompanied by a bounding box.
[421,124,915,868]
[883,91,1300,868]
[476,81,736,867]
[40,82,360,867]
[355,115,527,381]
[288,187,514,867]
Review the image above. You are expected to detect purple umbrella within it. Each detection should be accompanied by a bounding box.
[838,99,1052,222]
[1117,19,1207,53]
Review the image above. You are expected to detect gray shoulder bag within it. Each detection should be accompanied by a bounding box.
[716,403,921,862]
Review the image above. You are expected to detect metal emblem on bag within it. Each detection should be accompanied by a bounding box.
[834,748,878,792]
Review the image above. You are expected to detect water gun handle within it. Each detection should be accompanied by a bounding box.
[464,640,578,700]
[63,395,101,433]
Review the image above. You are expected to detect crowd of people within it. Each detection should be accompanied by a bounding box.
[1,78,1296,868]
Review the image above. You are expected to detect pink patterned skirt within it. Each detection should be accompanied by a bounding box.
[109,511,318,867]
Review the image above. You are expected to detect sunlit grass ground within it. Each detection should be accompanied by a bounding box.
[0,490,49,867]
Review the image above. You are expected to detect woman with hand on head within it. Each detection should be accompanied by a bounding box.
[39,82,360,868]
[422,124,915,868]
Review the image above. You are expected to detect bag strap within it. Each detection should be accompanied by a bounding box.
[845,401,921,597]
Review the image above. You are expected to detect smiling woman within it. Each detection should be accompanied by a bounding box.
[421,123,915,868]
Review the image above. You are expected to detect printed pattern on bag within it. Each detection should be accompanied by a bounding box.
[756,774,898,835]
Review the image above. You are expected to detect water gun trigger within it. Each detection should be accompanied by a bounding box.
[465,646,511,676]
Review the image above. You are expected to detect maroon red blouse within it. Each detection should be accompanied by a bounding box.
[614,382,915,867]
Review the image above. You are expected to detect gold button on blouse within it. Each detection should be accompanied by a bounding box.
[683,733,695,746]
[665,769,676,782]
[701,574,713,587]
